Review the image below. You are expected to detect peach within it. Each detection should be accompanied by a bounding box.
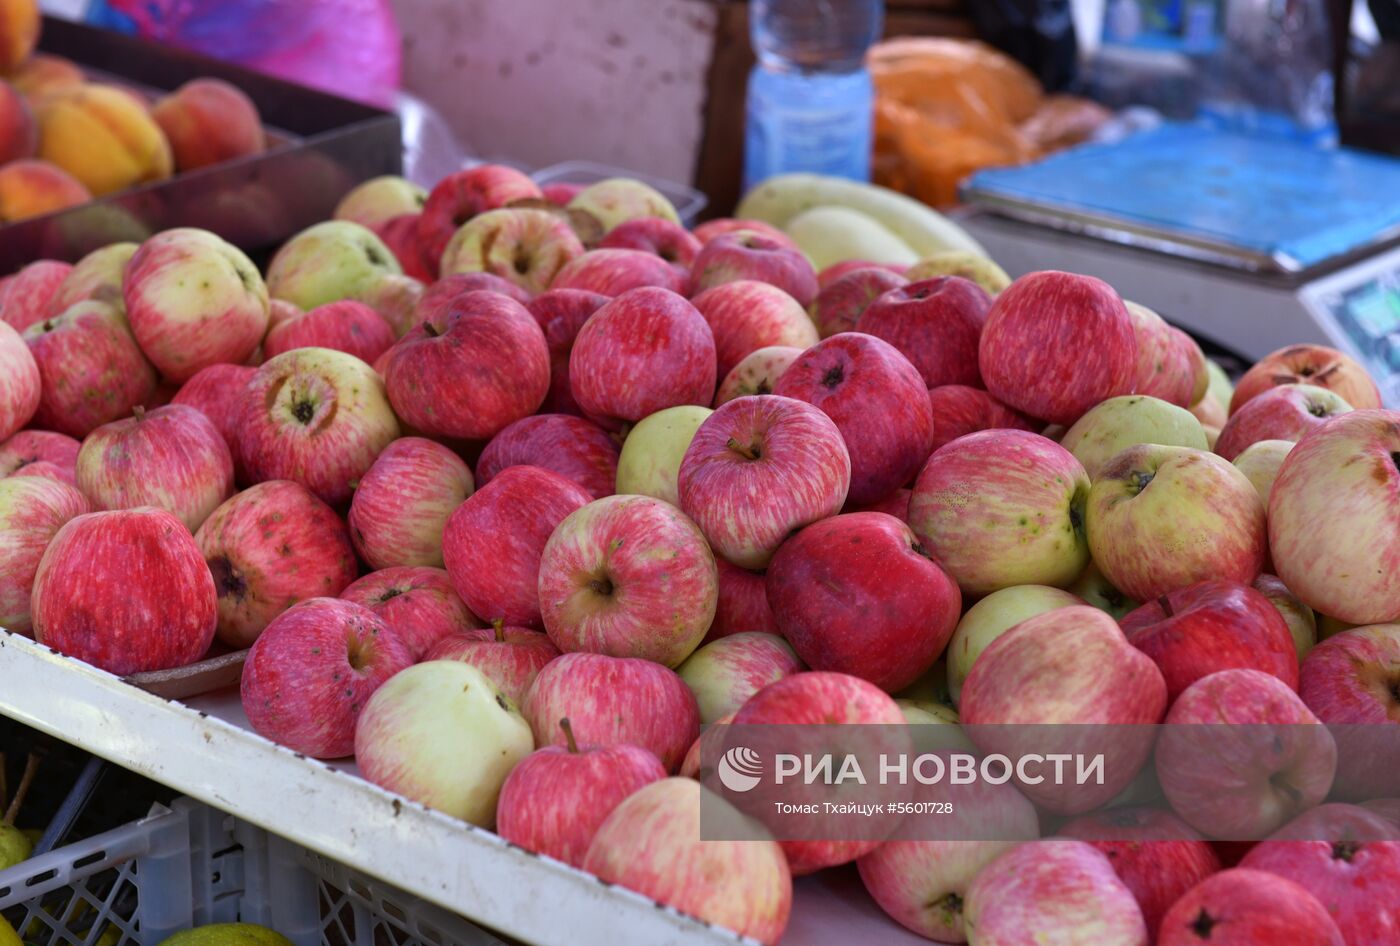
[0,160,89,222]
[9,54,83,103]
[152,78,265,173]
[0,79,34,163]
[37,84,173,196]
[0,0,39,75]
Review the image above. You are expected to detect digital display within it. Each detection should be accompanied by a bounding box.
[1328,274,1400,374]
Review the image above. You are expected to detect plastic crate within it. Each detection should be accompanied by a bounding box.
[0,799,504,946]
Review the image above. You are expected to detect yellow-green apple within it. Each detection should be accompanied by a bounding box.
[1252,574,1317,662]
[1298,624,1400,800]
[715,345,802,405]
[1125,301,1197,407]
[538,494,717,667]
[357,272,424,338]
[903,251,1007,293]
[122,229,269,381]
[0,476,87,634]
[170,363,255,478]
[1058,807,1222,938]
[569,287,716,429]
[525,288,609,414]
[581,778,791,945]
[1157,868,1346,946]
[961,606,1166,813]
[676,632,803,723]
[694,217,795,248]
[265,221,402,311]
[422,622,558,705]
[442,465,591,627]
[46,243,136,314]
[477,414,618,500]
[76,404,233,532]
[1215,384,1353,461]
[964,839,1149,946]
[195,480,357,648]
[688,231,819,307]
[347,437,473,570]
[342,566,481,659]
[1068,561,1139,619]
[333,175,427,231]
[550,248,685,296]
[979,271,1138,425]
[440,208,584,295]
[374,213,435,282]
[677,395,850,569]
[808,266,907,338]
[0,429,79,485]
[238,347,398,505]
[384,290,549,440]
[0,260,69,332]
[1232,439,1293,503]
[910,430,1090,595]
[690,280,818,380]
[1121,580,1298,704]
[598,217,700,272]
[946,584,1083,706]
[496,718,666,867]
[262,300,394,365]
[565,178,680,242]
[615,405,712,505]
[1181,329,1211,406]
[1088,444,1266,601]
[242,597,413,758]
[1232,344,1381,415]
[766,511,960,692]
[857,778,1040,943]
[22,301,155,438]
[856,276,991,388]
[708,557,778,642]
[926,385,1036,452]
[354,660,533,823]
[32,507,216,674]
[1157,669,1335,840]
[0,319,38,441]
[774,333,933,504]
[1060,395,1208,480]
[522,652,700,771]
[1268,410,1400,624]
[417,164,542,266]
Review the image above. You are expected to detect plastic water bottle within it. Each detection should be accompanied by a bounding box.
[744,0,882,190]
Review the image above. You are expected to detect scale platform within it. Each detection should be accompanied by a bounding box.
[960,124,1400,405]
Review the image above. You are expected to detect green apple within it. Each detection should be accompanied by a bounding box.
[265,221,402,311]
[1060,395,1207,481]
[895,656,953,706]
[904,250,1011,294]
[1205,358,1234,414]
[1253,574,1318,663]
[897,698,976,754]
[946,584,1083,706]
[616,405,713,506]
[1232,439,1293,503]
[0,822,31,870]
[1066,561,1139,620]
[783,205,918,271]
[676,632,803,724]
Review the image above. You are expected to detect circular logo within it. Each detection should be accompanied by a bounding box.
[717,746,763,793]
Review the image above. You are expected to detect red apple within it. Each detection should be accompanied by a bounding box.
[691,280,817,380]
[549,248,685,296]
[523,652,700,771]
[707,557,779,642]
[688,232,818,307]
[773,333,934,505]
[926,384,1036,452]
[442,465,591,628]
[373,213,435,283]
[766,511,960,692]
[0,261,71,333]
[170,363,255,477]
[76,405,233,533]
[582,778,791,945]
[22,301,156,438]
[525,288,609,415]
[857,276,991,388]
[0,320,38,443]
[347,436,474,570]
[262,300,395,365]
[1126,301,1197,408]
[1232,344,1382,415]
[1299,624,1400,800]
[341,566,482,660]
[598,217,700,270]
[416,164,543,267]
[0,429,79,485]
[383,290,549,440]
[540,182,584,207]
[195,480,358,648]
[0,476,88,635]
[715,345,803,406]
[1120,580,1299,705]
[678,395,850,569]
[242,597,414,758]
[538,495,717,667]
[416,273,532,322]
[692,218,796,248]
[844,487,910,521]
[1157,868,1345,946]
[423,622,558,705]
[816,260,907,289]
[1214,384,1353,461]
[32,507,217,674]
[1157,669,1336,840]
[809,266,908,339]
[476,414,618,500]
[979,270,1138,425]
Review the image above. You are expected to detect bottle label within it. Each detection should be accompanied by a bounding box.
[744,69,873,189]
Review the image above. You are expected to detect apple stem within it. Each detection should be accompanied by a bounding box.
[559,718,580,754]
[493,619,505,643]
[4,753,39,826]
[132,405,146,422]
[725,437,760,461]
[1157,595,1174,617]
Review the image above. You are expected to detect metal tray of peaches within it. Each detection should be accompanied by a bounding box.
[0,17,401,273]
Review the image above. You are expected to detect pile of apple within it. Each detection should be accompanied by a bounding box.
[1,161,1399,946]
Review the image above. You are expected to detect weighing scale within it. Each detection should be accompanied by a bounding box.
[959,123,1400,404]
